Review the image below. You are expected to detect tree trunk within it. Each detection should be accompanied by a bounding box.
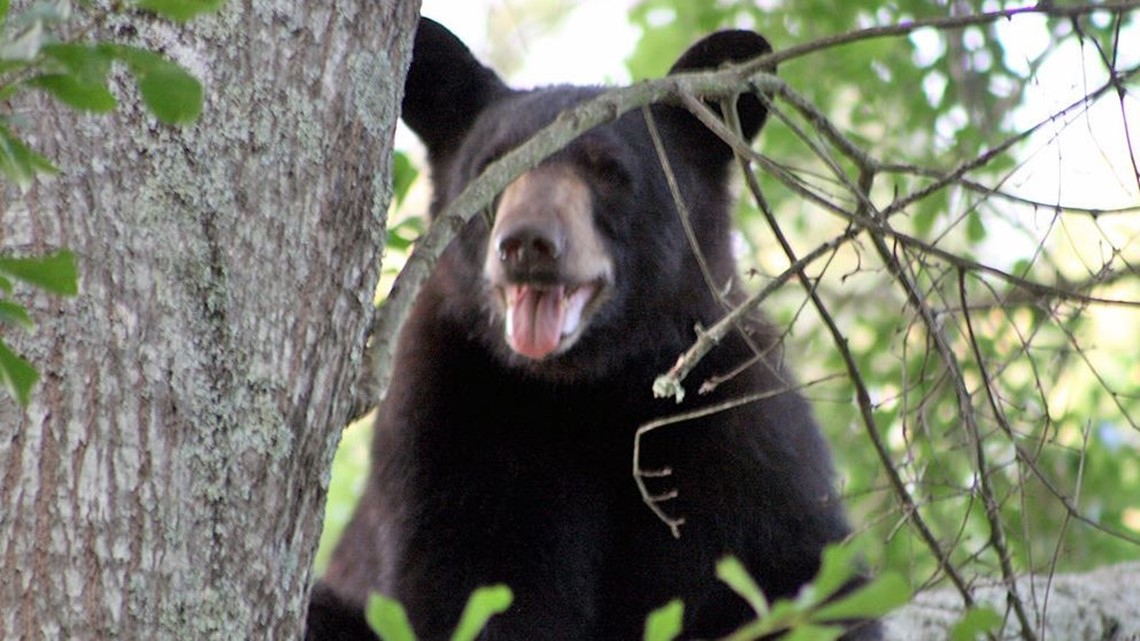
[0,1,418,638]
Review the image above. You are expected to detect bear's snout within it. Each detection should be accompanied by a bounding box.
[494,220,565,284]
[484,165,614,360]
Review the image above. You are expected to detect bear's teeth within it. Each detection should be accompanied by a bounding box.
[499,283,601,359]
[560,286,593,337]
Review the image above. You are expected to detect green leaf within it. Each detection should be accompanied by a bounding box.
[41,43,112,75]
[0,338,38,406]
[909,188,949,238]
[805,545,860,605]
[812,573,910,623]
[0,124,58,190]
[764,599,801,626]
[950,606,1003,641]
[392,151,419,206]
[386,216,425,252]
[0,250,79,295]
[41,43,115,81]
[111,46,204,124]
[365,593,417,641]
[0,300,33,329]
[642,599,684,641]
[137,62,203,124]
[716,556,769,616]
[966,210,987,243]
[134,0,225,22]
[1010,258,1033,278]
[29,73,117,112]
[450,584,513,641]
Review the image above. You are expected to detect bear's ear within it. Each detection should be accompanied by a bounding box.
[663,30,774,166]
[402,18,511,164]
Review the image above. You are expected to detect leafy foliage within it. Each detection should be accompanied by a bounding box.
[0,249,77,295]
[450,584,514,641]
[364,546,904,641]
[135,0,224,23]
[642,599,684,641]
[365,593,417,641]
[113,44,204,123]
[365,585,513,641]
[710,546,909,641]
[1,2,209,182]
[0,1,215,192]
[624,0,1140,568]
[949,606,1003,641]
[0,250,76,404]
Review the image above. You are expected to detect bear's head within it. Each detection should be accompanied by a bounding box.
[401,18,773,382]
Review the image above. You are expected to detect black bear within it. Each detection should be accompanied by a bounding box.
[308,17,879,641]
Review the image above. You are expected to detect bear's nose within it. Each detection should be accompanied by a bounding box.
[495,223,564,280]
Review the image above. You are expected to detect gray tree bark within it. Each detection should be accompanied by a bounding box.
[0,1,419,638]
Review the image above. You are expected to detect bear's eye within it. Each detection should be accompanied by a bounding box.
[590,156,631,188]
[576,142,632,191]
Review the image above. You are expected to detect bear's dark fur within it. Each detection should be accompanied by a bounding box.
[308,17,878,641]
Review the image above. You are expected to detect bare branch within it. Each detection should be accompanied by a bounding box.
[634,375,844,539]
[742,2,1140,71]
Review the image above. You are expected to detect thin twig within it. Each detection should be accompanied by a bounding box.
[737,2,1140,72]
[641,106,723,306]
[651,230,858,403]
[958,269,1038,641]
[695,74,1140,308]
[641,105,773,397]
[634,375,844,539]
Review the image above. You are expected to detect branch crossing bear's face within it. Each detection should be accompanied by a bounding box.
[401,19,773,377]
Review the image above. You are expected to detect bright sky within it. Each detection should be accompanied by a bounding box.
[419,0,638,87]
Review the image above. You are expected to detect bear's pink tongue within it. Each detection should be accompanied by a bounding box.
[506,284,566,359]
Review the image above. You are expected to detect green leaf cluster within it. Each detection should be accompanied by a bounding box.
[643,548,913,641]
[27,42,202,123]
[362,544,908,641]
[0,0,221,189]
[0,250,77,405]
[366,585,514,641]
[627,0,1062,199]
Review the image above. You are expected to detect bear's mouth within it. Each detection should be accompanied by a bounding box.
[499,280,608,360]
